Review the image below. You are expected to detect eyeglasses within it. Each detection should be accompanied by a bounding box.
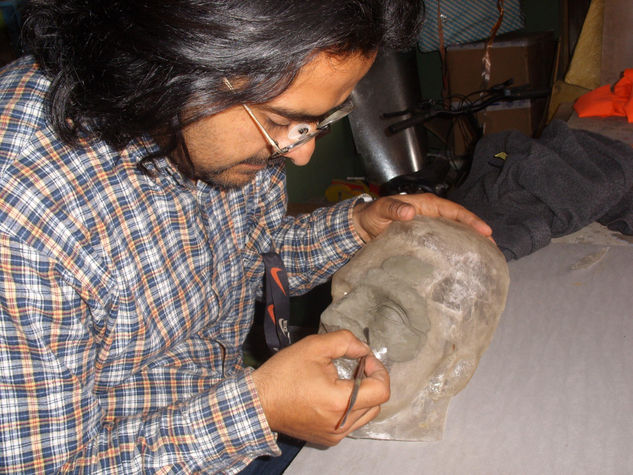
[223,78,354,158]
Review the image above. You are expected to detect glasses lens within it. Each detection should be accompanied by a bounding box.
[275,129,324,157]
[287,123,313,141]
[270,99,354,158]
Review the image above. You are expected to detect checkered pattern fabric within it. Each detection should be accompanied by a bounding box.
[0,56,363,473]
[418,0,524,52]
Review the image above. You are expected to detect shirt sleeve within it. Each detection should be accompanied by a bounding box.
[0,235,279,474]
[243,163,365,296]
[276,200,365,293]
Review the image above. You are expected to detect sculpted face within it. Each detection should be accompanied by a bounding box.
[320,216,510,441]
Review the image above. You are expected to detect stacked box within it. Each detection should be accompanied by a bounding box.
[446,32,556,154]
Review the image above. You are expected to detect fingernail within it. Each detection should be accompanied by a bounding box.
[397,204,411,218]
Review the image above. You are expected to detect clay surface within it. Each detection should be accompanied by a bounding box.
[321,216,510,441]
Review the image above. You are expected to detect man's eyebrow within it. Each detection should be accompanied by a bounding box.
[259,105,324,123]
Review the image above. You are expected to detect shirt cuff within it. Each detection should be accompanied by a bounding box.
[183,367,280,472]
[348,193,375,246]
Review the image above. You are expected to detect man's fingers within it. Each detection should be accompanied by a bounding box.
[345,405,381,434]
[308,330,371,361]
[436,200,492,236]
[363,354,389,385]
[332,356,390,410]
[400,193,492,237]
[381,196,416,220]
[354,362,390,408]
[354,193,493,245]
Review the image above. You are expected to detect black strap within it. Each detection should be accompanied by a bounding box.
[262,252,291,352]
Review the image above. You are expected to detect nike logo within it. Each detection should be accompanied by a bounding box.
[267,304,276,325]
[270,267,287,296]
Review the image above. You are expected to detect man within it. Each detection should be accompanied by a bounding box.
[0,1,492,473]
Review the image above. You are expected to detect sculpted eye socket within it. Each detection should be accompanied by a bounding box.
[376,301,409,327]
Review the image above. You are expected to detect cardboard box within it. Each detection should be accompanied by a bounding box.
[478,100,542,134]
[446,31,556,97]
[450,101,543,156]
[446,32,556,154]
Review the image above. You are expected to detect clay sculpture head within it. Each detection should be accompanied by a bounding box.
[321,216,510,440]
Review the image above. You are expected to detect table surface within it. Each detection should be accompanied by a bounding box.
[287,240,633,475]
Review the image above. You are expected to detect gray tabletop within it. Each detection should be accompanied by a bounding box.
[287,240,633,475]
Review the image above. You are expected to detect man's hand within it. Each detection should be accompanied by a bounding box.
[353,193,493,243]
[252,330,389,446]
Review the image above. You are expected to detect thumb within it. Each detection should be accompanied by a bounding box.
[315,330,371,361]
[354,198,416,242]
[382,197,416,220]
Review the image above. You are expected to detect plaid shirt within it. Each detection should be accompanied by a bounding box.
[0,57,363,474]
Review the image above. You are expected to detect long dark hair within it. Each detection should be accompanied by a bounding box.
[22,0,424,171]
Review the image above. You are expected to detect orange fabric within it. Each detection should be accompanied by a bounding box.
[574,69,633,123]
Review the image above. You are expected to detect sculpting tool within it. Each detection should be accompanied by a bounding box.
[336,328,370,430]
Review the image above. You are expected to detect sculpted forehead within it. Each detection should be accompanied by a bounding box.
[332,216,508,304]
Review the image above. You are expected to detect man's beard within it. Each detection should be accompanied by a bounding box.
[195,154,286,189]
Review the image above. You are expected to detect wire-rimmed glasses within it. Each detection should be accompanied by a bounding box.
[223,78,354,158]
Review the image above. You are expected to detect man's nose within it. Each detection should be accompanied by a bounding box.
[284,138,316,166]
